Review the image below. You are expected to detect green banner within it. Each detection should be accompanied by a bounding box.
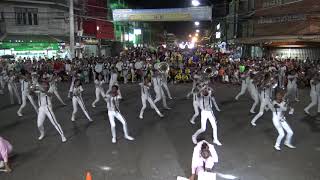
[0,42,59,51]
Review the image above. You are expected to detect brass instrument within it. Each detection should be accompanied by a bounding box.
[203,66,218,78]
[157,62,170,74]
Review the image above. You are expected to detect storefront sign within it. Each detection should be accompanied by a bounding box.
[113,6,212,22]
[83,39,99,45]
[0,42,59,51]
[258,14,306,24]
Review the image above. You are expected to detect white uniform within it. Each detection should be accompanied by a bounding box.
[92,79,106,107]
[6,75,21,104]
[49,77,66,105]
[272,100,294,150]
[71,85,93,122]
[286,74,298,114]
[235,73,250,100]
[107,72,122,98]
[17,79,38,116]
[122,61,129,84]
[139,82,163,119]
[152,75,169,109]
[36,89,66,142]
[161,73,173,99]
[248,79,260,113]
[104,93,134,143]
[304,79,320,114]
[190,92,200,124]
[192,93,222,146]
[251,87,274,126]
[191,140,218,175]
[68,75,77,98]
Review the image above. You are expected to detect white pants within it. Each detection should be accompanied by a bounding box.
[190,101,200,122]
[8,83,21,104]
[37,106,65,138]
[162,82,172,99]
[53,89,66,105]
[251,96,273,124]
[154,86,168,108]
[17,93,38,114]
[272,116,293,147]
[107,110,130,139]
[235,80,248,100]
[72,96,92,121]
[192,110,220,142]
[68,81,74,97]
[103,71,110,83]
[139,95,162,117]
[305,92,320,113]
[249,87,259,113]
[123,70,128,84]
[92,88,105,106]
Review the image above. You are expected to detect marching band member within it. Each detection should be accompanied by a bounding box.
[122,59,129,84]
[103,61,110,83]
[5,71,21,105]
[235,69,250,100]
[190,140,218,180]
[152,70,170,109]
[139,78,164,119]
[248,72,260,113]
[17,73,38,116]
[161,72,173,99]
[189,83,200,124]
[71,79,93,122]
[192,87,222,146]
[272,91,295,151]
[286,70,299,114]
[32,81,67,142]
[104,85,134,143]
[304,74,320,115]
[187,70,201,99]
[107,68,122,98]
[68,71,79,98]
[251,72,275,126]
[92,74,106,108]
[49,73,67,106]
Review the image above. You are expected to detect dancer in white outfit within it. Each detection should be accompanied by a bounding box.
[251,73,276,126]
[92,74,106,107]
[272,91,295,151]
[235,70,250,100]
[248,73,260,113]
[161,73,173,99]
[107,68,122,98]
[17,73,38,116]
[139,78,164,119]
[71,80,93,122]
[286,71,299,114]
[5,71,21,104]
[32,81,67,142]
[192,88,222,146]
[49,73,67,105]
[187,71,201,98]
[190,83,201,124]
[304,74,320,114]
[104,85,134,143]
[152,71,170,109]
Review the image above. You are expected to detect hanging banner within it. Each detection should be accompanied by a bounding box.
[113,6,212,22]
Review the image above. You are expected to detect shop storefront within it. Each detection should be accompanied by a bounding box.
[0,35,60,60]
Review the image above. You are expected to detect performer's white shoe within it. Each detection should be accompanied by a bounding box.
[125,135,134,141]
[190,120,195,125]
[304,109,310,115]
[38,134,45,141]
[251,121,257,127]
[213,140,222,146]
[17,112,23,117]
[284,143,296,149]
[61,136,67,143]
[139,115,143,119]
[274,145,281,151]
[112,138,116,144]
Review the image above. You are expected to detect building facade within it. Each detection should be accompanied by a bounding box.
[0,0,81,59]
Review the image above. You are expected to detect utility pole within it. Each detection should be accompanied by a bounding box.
[69,0,75,59]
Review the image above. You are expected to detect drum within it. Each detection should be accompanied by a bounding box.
[95,63,103,73]
[135,61,143,70]
[116,61,123,71]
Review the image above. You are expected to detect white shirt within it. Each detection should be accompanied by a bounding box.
[38,89,54,107]
[105,94,121,111]
[94,79,105,89]
[192,140,218,174]
[272,100,287,119]
[72,85,84,97]
[198,93,213,111]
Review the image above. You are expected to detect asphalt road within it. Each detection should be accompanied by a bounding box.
[0,82,319,180]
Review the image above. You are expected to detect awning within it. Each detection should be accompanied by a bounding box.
[1,34,58,43]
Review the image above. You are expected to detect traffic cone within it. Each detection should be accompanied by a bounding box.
[85,171,92,180]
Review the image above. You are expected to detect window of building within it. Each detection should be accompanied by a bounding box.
[262,0,302,8]
[15,7,38,25]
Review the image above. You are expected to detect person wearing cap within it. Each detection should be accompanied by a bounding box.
[0,136,12,173]
[190,140,218,180]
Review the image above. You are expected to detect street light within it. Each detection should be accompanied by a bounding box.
[194,21,200,26]
[195,33,199,37]
[191,0,200,6]
[196,29,200,33]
